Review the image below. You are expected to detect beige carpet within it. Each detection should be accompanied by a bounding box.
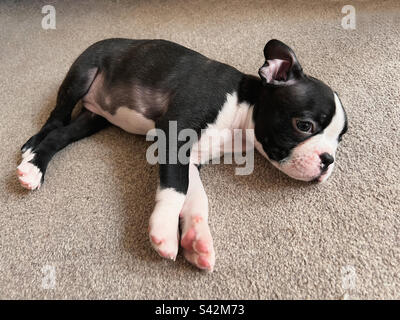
[0,0,399,299]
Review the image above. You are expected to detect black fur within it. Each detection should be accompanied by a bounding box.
[29,110,109,182]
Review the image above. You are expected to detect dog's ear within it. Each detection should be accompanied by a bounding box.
[258,39,303,86]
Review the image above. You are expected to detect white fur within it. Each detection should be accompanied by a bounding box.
[148,187,186,260]
[21,148,35,161]
[191,92,253,164]
[17,150,42,190]
[181,164,209,218]
[84,104,155,135]
[180,164,215,271]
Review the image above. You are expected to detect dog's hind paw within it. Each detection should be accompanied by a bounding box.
[181,215,215,272]
[17,150,42,190]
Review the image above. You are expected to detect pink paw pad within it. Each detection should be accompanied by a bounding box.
[150,235,163,245]
[181,227,211,254]
[180,214,215,271]
[197,256,211,269]
[181,228,196,251]
[195,240,209,254]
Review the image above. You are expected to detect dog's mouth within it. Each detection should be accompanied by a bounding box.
[311,174,324,183]
[312,175,323,183]
[313,169,332,183]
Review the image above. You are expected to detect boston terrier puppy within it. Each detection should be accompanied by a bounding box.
[17,39,348,271]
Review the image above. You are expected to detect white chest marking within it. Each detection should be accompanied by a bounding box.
[191,92,253,164]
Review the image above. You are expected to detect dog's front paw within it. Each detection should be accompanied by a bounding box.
[181,215,215,272]
[17,149,43,190]
[149,213,180,261]
[148,188,186,261]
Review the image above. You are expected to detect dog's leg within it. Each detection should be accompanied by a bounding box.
[17,110,109,190]
[21,57,98,153]
[180,163,215,271]
[148,160,189,260]
[148,115,192,261]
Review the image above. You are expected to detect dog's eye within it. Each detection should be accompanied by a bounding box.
[294,119,314,134]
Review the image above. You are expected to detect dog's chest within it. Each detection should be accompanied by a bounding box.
[191,93,254,164]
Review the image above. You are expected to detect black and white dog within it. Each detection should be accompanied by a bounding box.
[17,39,347,271]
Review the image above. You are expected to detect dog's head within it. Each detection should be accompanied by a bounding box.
[254,40,348,182]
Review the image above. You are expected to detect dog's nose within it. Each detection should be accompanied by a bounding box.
[320,153,334,171]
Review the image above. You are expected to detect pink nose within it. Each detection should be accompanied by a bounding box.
[320,153,334,171]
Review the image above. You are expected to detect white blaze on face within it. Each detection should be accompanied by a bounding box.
[272,92,346,182]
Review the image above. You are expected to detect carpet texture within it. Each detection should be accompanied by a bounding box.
[1,0,399,299]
